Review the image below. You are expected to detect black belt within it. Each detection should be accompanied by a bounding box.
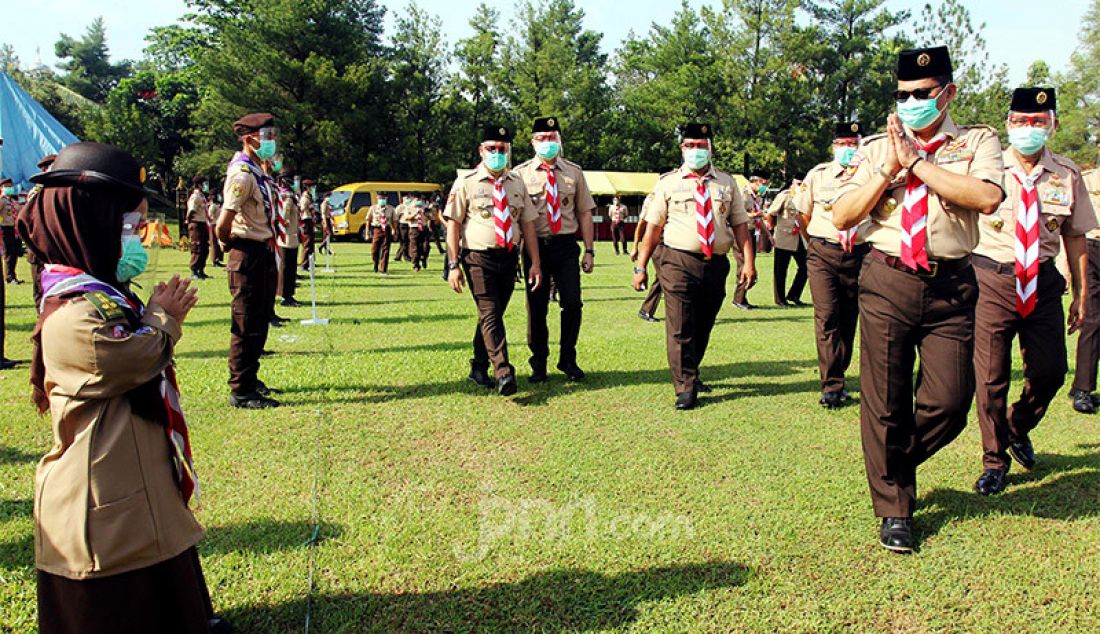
[666,246,727,261]
[537,235,577,246]
[227,238,274,253]
[809,236,869,251]
[869,248,970,279]
[973,254,1056,276]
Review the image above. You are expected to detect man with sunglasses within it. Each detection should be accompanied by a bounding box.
[832,47,1005,553]
[971,88,1095,495]
[794,121,869,410]
[217,112,281,409]
[514,116,596,383]
[632,123,755,410]
[732,169,769,309]
[444,125,542,396]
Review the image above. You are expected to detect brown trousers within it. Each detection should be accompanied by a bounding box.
[371,227,391,272]
[523,236,582,372]
[1072,238,1100,392]
[640,245,664,317]
[659,248,730,394]
[463,248,520,378]
[773,242,808,304]
[859,255,977,517]
[2,225,19,282]
[408,227,424,270]
[974,258,1067,470]
[299,219,315,269]
[227,240,277,395]
[807,239,868,394]
[0,262,5,359]
[731,240,755,305]
[395,225,410,261]
[611,222,628,254]
[210,225,224,264]
[278,246,298,300]
[188,222,209,273]
[416,227,432,268]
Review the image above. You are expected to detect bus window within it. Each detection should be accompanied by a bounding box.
[327,190,352,214]
[350,192,372,215]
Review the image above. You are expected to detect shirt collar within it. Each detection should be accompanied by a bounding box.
[476,162,510,182]
[679,164,717,180]
[1003,146,1059,179]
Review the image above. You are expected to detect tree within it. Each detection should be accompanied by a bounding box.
[54,17,131,102]
[453,4,506,157]
[1049,0,1100,166]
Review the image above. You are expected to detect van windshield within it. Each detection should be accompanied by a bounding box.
[328,191,352,214]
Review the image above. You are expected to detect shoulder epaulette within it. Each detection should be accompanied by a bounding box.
[82,291,126,322]
[959,124,998,134]
[1050,153,1082,174]
[861,132,888,144]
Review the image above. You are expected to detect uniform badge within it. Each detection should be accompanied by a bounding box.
[1046,217,1060,232]
[231,182,243,197]
[823,203,833,211]
[1036,91,1049,105]
[884,198,899,213]
[990,216,1004,231]
[480,209,492,219]
[84,291,125,322]
[917,53,931,67]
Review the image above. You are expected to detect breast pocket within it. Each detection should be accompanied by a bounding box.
[1040,200,1071,237]
[559,178,577,208]
[526,183,544,206]
[669,191,695,216]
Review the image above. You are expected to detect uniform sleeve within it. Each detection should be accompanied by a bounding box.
[517,181,539,224]
[43,300,181,399]
[443,182,467,223]
[575,169,596,214]
[834,145,876,200]
[728,183,749,227]
[766,191,787,218]
[1065,168,1099,237]
[791,174,813,215]
[645,181,670,226]
[222,171,254,213]
[968,128,1006,190]
[742,188,753,213]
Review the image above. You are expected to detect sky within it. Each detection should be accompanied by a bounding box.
[3,0,1091,86]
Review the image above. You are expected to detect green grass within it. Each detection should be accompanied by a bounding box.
[2,242,1099,633]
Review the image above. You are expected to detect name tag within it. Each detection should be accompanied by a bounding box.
[1041,188,1070,207]
[938,150,975,163]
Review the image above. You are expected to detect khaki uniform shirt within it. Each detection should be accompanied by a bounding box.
[743,187,763,216]
[645,165,748,256]
[298,191,314,219]
[608,202,628,224]
[1,195,16,227]
[836,115,1004,259]
[369,203,394,228]
[975,148,1097,264]
[1080,169,1100,240]
[795,160,869,244]
[36,295,203,579]
[222,162,274,242]
[444,163,538,250]
[767,188,803,251]
[513,158,596,238]
[401,204,428,228]
[277,190,300,249]
[186,190,208,224]
[207,201,220,224]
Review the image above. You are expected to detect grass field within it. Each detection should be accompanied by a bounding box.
[2,241,1099,633]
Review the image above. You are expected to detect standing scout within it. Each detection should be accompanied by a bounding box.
[608,196,629,255]
[208,192,225,267]
[369,194,396,273]
[22,154,57,309]
[831,47,1005,553]
[215,112,281,409]
[406,196,429,271]
[514,116,597,382]
[394,195,412,262]
[1,178,21,284]
[275,174,303,308]
[186,176,211,280]
[731,170,767,309]
[1072,158,1100,413]
[794,121,869,409]
[0,179,15,370]
[971,88,1095,495]
[633,193,663,322]
[444,125,542,396]
[298,180,316,270]
[632,123,755,410]
[318,192,335,255]
[766,180,808,307]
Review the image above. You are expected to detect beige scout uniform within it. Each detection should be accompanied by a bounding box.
[646,165,748,255]
[277,190,300,250]
[369,202,395,229]
[835,114,1005,519]
[766,187,809,306]
[767,188,802,252]
[186,190,207,224]
[513,158,596,237]
[796,161,870,245]
[444,164,538,250]
[1073,169,1100,394]
[223,163,274,242]
[837,115,1004,259]
[36,296,202,579]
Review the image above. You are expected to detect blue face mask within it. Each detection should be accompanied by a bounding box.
[682,148,710,171]
[534,141,561,160]
[1008,126,1050,156]
[1,187,15,197]
[897,96,942,131]
[256,139,277,160]
[484,150,509,172]
[272,159,283,172]
[116,235,149,282]
[833,147,857,167]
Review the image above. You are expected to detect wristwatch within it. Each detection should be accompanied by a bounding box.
[633,266,645,275]
[447,260,460,271]
[585,248,595,256]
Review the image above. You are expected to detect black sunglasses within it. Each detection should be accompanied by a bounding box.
[893,84,944,102]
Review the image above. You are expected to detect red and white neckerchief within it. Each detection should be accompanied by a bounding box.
[900,134,948,270]
[689,174,715,257]
[540,163,561,234]
[838,227,857,252]
[1012,170,1041,317]
[271,187,288,245]
[417,207,425,231]
[492,176,514,250]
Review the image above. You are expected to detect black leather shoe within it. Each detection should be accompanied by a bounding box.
[1008,436,1036,470]
[879,517,914,553]
[694,379,712,393]
[468,365,494,388]
[974,468,1007,495]
[281,298,304,308]
[528,369,548,384]
[788,298,808,307]
[775,300,791,308]
[557,362,585,382]
[638,310,658,322]
[730,301,754,310]
[819,391,844,409]
[209,617,235,634]
[675,391,697,410]
[255,381,283,396]
[1070,389,1097,413]
[497,373,518,396]
[229,392,280,409]
[0,358,16,370]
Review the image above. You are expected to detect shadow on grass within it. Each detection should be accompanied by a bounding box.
[202,519,344,555]
[917,451,1100,543]
[224,560,752,633]
[0,446,38,465]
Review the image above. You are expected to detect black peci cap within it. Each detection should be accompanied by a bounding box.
[192,175,207,185]
[482,125,513,143]
[232,112,275,136]
[834,121,863,138]
[30,142,155,195]
[897,46,952,82]
[1010,87,1057,113]
[680,123,714,140]
[532,116,561,134]
[37,154,57,170]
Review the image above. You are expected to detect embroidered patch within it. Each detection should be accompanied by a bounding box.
[938,151,975,163]
[1041,188,1070,207]
[84,291,125,322]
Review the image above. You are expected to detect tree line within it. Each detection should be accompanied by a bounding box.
[3,0,1100,194]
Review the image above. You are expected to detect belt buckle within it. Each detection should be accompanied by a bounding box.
[917,261,939,278]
